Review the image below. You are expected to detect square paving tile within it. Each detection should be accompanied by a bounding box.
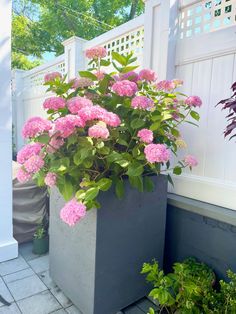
[28,255,49,273]
[3,268,34,284]
[17,290,61,314]
[0,303,21,314]
[19,242,41,262]
[6,274,47,301]
[0,255,28,276]
[50,286,72,308]
[0,278,14,307]
[38,270,56,290]
[51,309,67,314]
[65,305,83,314]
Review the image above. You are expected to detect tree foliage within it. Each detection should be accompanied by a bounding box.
[12,0,145,69]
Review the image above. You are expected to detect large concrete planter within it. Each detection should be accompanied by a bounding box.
[49,175,167,314]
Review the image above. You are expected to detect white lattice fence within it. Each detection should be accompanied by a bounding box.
[84,14,145,70]
[23,54,65,91]
[179,0,236,39]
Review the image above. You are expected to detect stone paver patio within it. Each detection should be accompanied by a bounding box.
[0,242,156,314]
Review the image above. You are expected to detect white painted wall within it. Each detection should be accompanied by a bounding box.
[0,0,18,262]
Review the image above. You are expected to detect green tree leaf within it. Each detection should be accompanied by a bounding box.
[84,187,99,201]
[97,178,112,191]
[127,161,144,176]
[131,118,145,129]
[190,110,200,121]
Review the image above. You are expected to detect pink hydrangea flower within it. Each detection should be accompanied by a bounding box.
[24,155,45,174]
[184,155,198,167]
[131,96,154,110]
[47,137,64,153]
[88,124,109,139]
[43,97,66,110]
[44,172,57,187]
[112,80,138,97]
[144,144,170,163]
[55,115,85,138]
[78,105,121,127]
[60,198,86,226]
[22,117,52,139]
[185,96,202,107]
[44,72,62,82]
[85,46,107,59]
[120,71,139,82]
[67,97,93,114]
[137,129,153,144]
[94,70,106,80]
[156,80,176,91]
[17,143,42,164]
[16,167,32,183]
[139,69,157,82]
[70,77,94,89]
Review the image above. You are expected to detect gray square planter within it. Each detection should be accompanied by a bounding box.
[49,175,167,314]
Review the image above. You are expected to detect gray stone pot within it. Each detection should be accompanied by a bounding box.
[49,175,167,314]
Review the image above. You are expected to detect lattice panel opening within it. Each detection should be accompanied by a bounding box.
[179,0,236,39]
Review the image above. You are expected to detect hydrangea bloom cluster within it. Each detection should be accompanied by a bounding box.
[22,117,52,138]
[24,155,45,174]
[85,46,107,59]
[184,155,198,167]
[70,77,94,89]
[78,105,121,127]
[17,143,42,164]
[44,72,62,82]
[43,97,66,110]
[67,97,93,114]
[139,69,157,82]
[18,46,202,226]
[185,96,202,107]
[88,125,109,139]
[156,80,176,92]
[144,144,170,163]
[16,167,32,183]
[120,71,139,82]
[137,129,153,144]
[44,172,57,187]
[60,199,86,226]
[131,96,154,110]
[112,80,138,97]
[55,115,85,138]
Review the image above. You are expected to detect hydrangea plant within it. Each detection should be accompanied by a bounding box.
[17,47,202,226]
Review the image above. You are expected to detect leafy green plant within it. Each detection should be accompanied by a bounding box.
[34,224,47,239]
[141,258,215,314]
[142,258,236,314]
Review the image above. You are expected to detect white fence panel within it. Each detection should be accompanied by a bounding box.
[170,15,236,209]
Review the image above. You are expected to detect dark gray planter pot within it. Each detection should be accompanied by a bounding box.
[49,175,167,314]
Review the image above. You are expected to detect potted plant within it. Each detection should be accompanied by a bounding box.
[33,224,49,255]
[16,47,201,314]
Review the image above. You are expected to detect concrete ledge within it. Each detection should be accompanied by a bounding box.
[167,193,236,226]
[0,239,18,262]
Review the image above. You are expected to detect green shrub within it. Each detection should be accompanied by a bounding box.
[141,258,236,314]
